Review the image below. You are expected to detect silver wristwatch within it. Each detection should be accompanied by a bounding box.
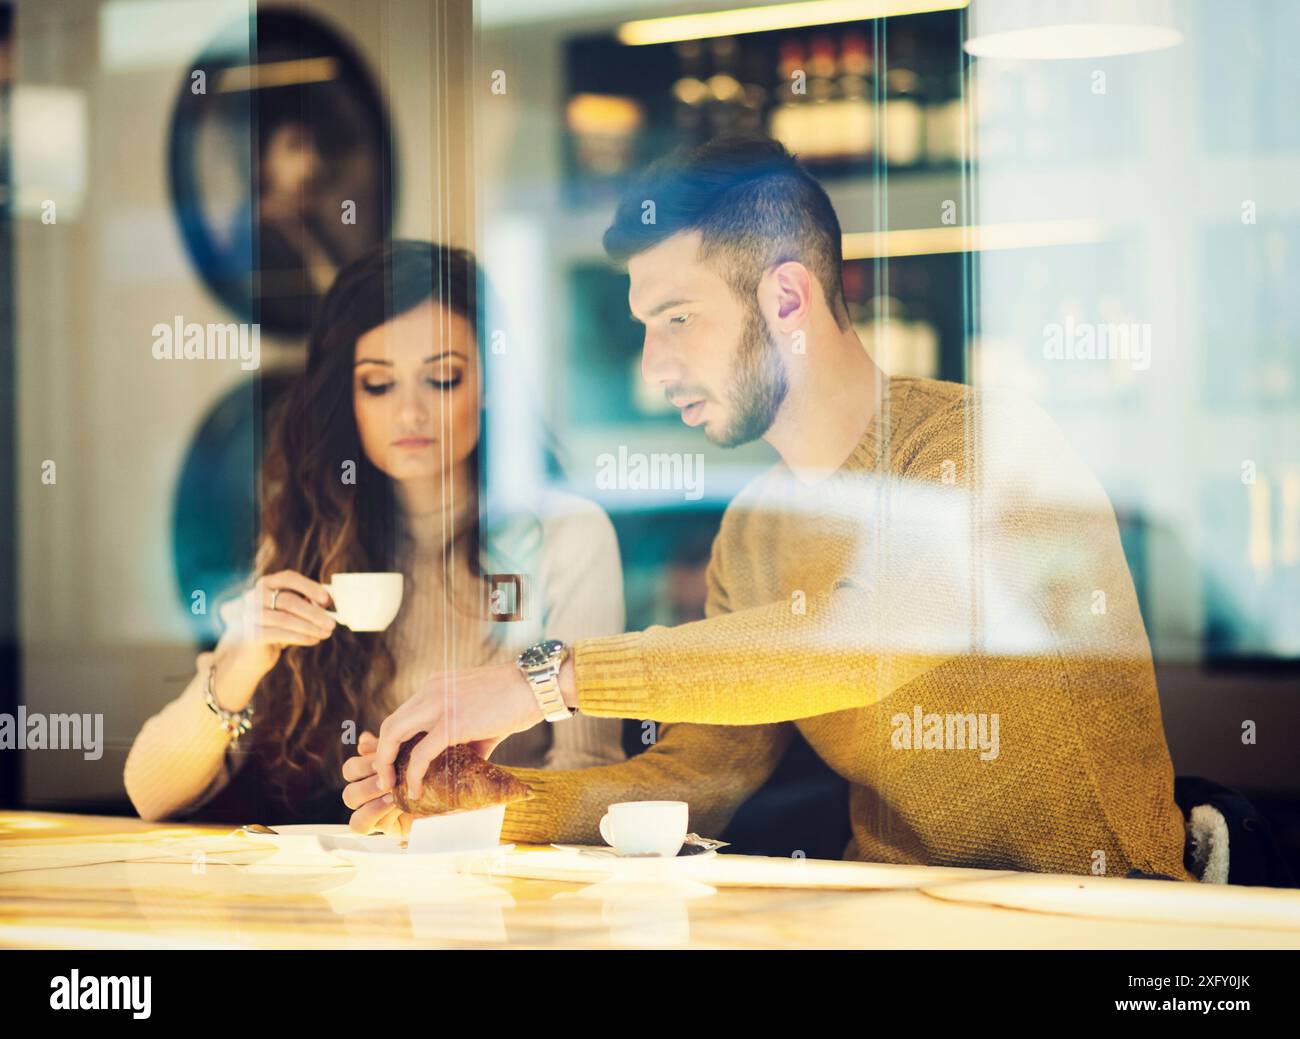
[516,638,574,722]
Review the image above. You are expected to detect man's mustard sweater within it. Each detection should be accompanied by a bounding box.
[502,375,1192,880]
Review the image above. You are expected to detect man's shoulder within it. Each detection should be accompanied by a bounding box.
[715,378,989,529]
[892,375,1020,432]
[891,374,970,414]
[889,377,1064,465]
[895,375,1058,423]
[888,378,1104,510]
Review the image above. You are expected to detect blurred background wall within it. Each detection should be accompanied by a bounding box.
[10,0,473,807]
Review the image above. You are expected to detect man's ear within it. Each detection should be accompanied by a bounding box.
[757,260,814,333]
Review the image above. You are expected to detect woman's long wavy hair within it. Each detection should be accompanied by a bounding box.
[251,240,485,804]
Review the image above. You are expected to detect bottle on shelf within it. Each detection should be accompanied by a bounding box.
[883,33,925,168]
[906,299,941,380]
[843,262,871,335]
[671,39,710,147]
[866,294,939,379]
[837,30,875,163]
[844,262,940,380]
[900,264,941,379]
[737,44,769,136]
[566,93,644,178]
[769,38,809,156]
[804,33,839,161]
[706,36,746,139]
[924,67,964,167]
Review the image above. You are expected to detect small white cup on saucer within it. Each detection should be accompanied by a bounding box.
[598,801,688,857]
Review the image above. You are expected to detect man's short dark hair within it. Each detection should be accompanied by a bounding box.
[603,134,850,329]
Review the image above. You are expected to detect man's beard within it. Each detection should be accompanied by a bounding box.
[709,306,789,448]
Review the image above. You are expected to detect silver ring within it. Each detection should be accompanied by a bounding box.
[269,588,281,611]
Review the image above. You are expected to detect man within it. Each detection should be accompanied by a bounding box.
[345,135,1191,879]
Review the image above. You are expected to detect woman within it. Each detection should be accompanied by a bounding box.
[125,241,627,830]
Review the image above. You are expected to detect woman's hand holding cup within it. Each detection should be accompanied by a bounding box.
[209,570,338,711]
[238,570,337,655]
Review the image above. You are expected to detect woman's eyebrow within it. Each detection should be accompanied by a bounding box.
[353,351,468,367]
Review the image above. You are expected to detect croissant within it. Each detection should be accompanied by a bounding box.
[392,739,532,817]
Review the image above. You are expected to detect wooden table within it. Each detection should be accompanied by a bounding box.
[3,811,1299,949]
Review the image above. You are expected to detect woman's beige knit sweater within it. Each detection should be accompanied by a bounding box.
[124,490,627,821]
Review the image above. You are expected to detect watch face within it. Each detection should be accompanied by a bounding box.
[520,639,563,668]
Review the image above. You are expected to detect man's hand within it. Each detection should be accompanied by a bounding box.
[372,663,545,800]
[341,731,413,837]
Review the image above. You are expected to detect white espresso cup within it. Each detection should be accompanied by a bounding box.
[323,572,403,631]
[598,801,689,857]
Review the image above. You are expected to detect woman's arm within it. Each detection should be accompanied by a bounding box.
[123,570,336,820]
[123,645,272,821]
[536,496,629,770]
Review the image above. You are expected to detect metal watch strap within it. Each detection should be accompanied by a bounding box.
[518,641,574,722]
[204,662,254,740]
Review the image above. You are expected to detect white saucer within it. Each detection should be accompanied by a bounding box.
[238,824,356,845]
[550,843,717,861]
[229,825,362,871]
